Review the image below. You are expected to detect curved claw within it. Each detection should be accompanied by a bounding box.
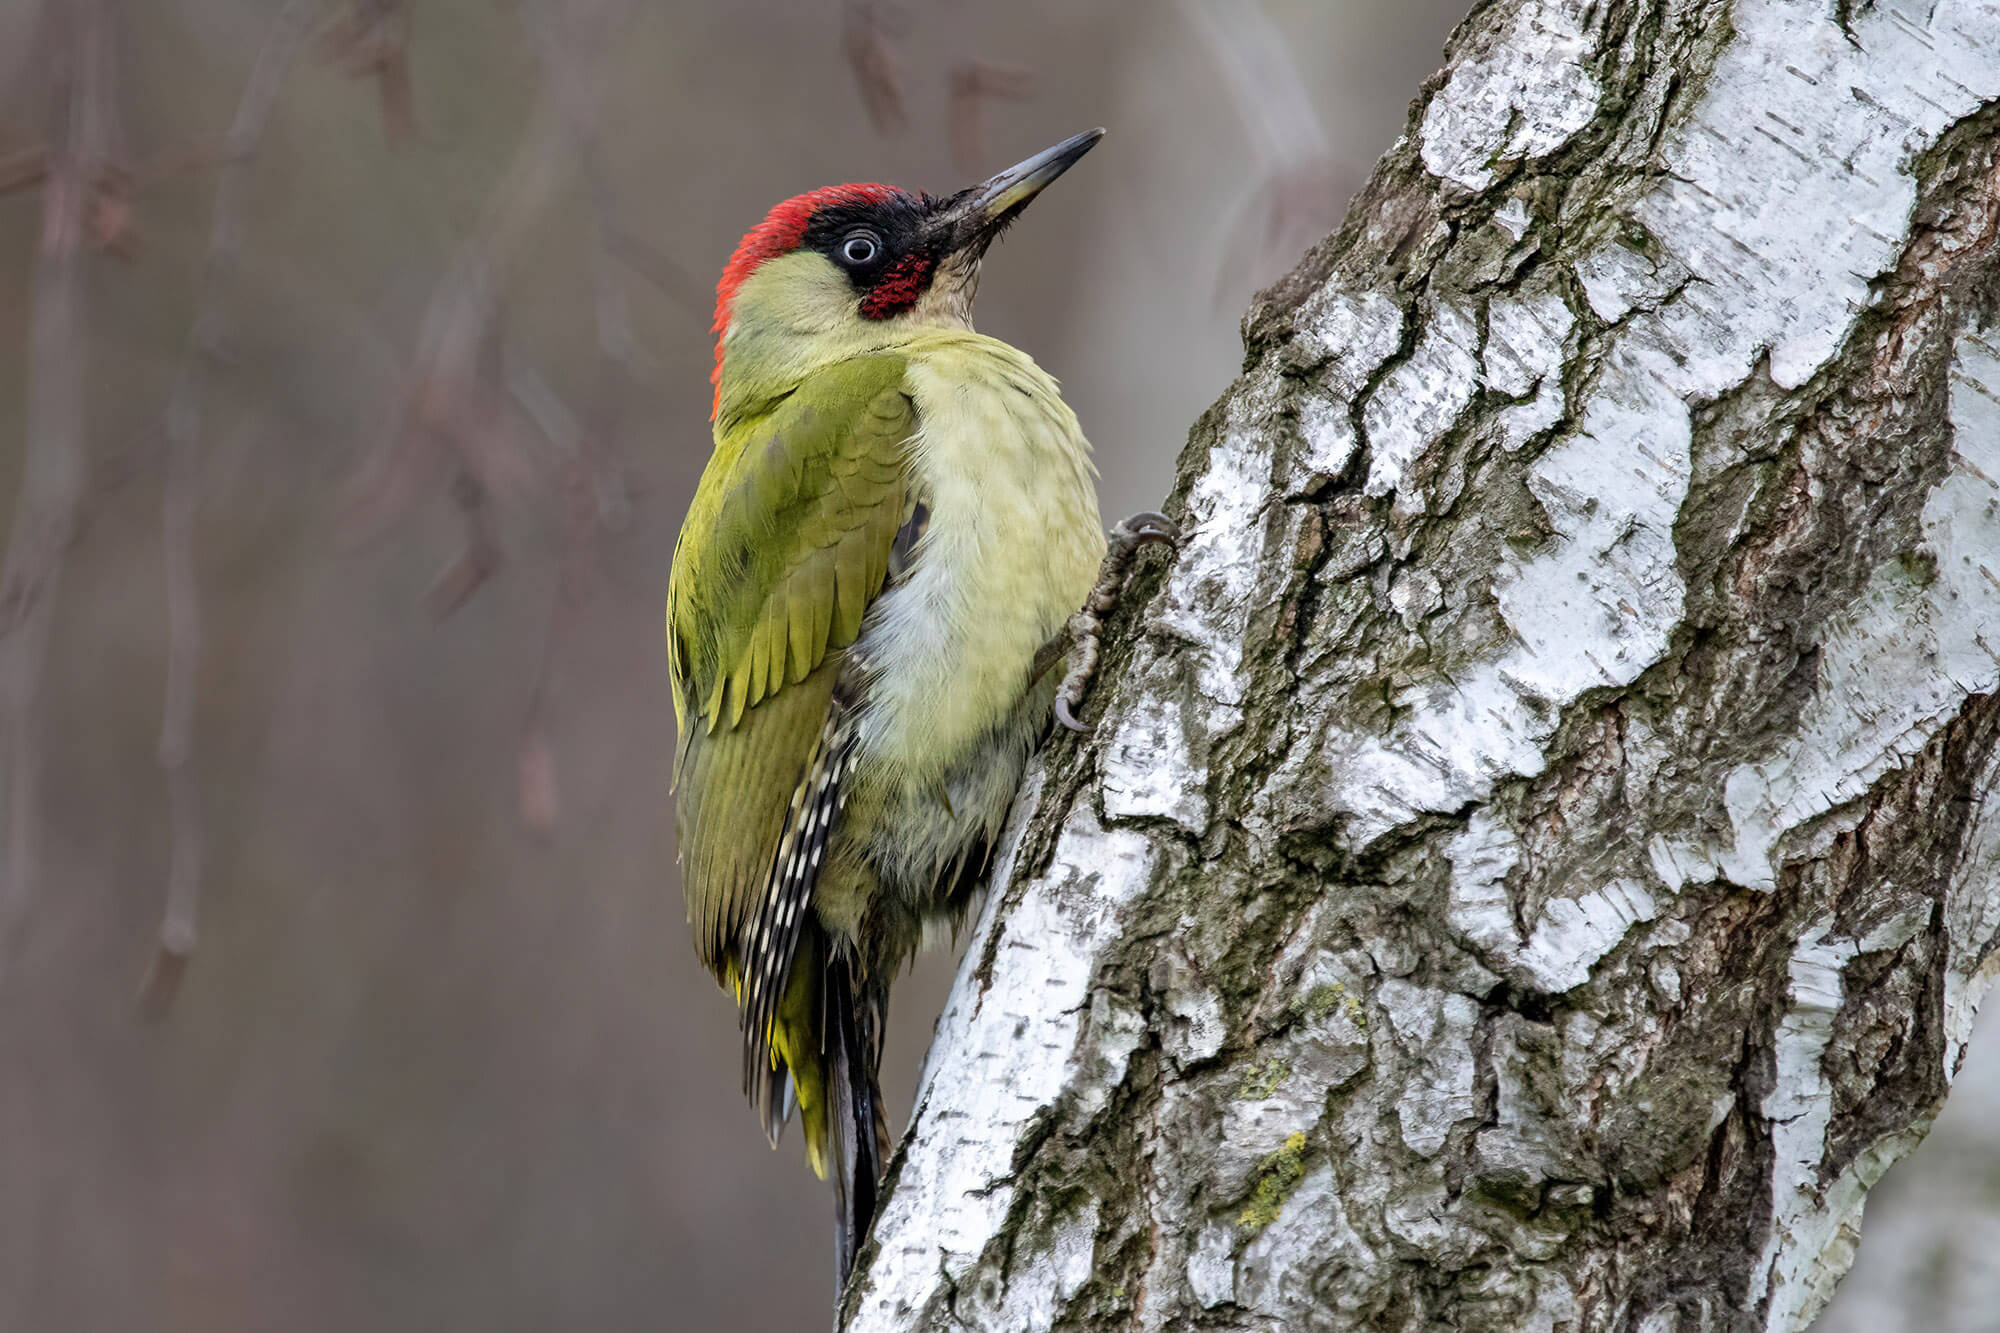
[1054,693,1086,732]
[1119,511,1181,547]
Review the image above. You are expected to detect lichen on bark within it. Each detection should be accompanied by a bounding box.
[842,0,2000,1329]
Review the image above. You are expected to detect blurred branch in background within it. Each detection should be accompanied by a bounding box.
[841,1,907,135]
[318,0,417,145]
[0,0,117,977]
[839,5,1041,183]
[947,61,1031,171]
[1179,0,1344,300]
[139,0,320,1018]
[344,0,642,838]
[512,0,641,837]
[598,224,707,319]
[341,99,557,615]
[0,139,48,198]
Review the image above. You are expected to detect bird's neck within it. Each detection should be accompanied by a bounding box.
[713,317,977,435]
[713,328,822,431]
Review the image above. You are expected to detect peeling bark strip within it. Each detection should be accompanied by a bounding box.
[843,0,2000,1329]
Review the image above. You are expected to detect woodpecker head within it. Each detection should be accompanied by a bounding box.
[711,128,1104,421]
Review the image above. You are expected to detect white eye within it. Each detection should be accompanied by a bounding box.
[841,232,880,265]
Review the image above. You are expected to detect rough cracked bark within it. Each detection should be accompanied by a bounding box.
[841,0,2000,1329]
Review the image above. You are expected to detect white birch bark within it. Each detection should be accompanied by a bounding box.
[844,0,2000,1328]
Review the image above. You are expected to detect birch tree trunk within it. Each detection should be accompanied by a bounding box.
[843,0,2000,1327]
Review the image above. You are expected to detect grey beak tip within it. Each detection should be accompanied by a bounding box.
[1056,127,1107,158]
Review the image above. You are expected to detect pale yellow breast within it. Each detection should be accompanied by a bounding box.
[852,333,1104,779]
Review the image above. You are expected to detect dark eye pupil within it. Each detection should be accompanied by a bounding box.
[843,235,876,264]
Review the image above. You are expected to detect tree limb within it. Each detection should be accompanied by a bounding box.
[844,0,2000,1328]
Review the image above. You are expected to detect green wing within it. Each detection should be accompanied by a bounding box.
[668,354,913,975]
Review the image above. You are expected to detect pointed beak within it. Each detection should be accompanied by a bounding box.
[967,128,1104,227]
[934,128,1105,255]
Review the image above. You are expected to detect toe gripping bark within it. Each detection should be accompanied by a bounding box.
[1037,510,1179,733]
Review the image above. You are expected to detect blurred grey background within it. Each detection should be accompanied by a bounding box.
[1822,1014,2000,1333]
[0,1,1987,1329]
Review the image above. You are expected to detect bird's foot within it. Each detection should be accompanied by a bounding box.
[1041,510,1179,732]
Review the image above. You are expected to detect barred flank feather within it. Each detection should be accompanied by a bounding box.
[741,706,858,1139]
[728,690,889,1288]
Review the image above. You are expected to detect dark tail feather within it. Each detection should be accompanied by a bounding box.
[825,946,887,1291]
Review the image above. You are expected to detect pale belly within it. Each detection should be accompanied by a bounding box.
[818,337,1104,943]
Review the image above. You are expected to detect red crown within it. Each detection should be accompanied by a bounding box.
[711,183,899,418]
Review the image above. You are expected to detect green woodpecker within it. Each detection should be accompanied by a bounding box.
[667,128,1171,1283]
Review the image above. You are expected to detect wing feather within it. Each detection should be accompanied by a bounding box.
[667,355,914,973]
